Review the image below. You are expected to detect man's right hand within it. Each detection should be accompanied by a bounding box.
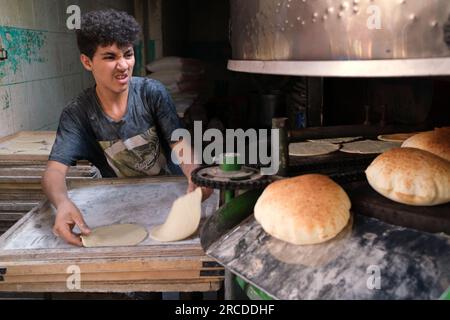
[53,200,91,247]
[43,161,91,247]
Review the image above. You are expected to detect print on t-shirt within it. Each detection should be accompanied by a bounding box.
[98,127,167,177]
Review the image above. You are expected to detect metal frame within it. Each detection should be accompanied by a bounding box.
[228,58,450,77]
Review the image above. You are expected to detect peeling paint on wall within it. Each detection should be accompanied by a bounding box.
[0,0,132,136]
[0,26,47,81]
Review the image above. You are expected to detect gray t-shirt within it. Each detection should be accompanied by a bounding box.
[49,77,183,178]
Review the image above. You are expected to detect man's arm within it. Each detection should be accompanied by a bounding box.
[170,140,213,201]
[146,80,213,200]
[42,161,91,246]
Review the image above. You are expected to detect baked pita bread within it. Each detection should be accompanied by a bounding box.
[401,128,450,162]
[366,148,450,206]
[255,175,351,245]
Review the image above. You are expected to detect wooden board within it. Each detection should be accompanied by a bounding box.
[0,177,223,292]
[0,177,94,189]
[0,166,98,178]
[0,160,91,167]
[0,257,223,276]
[0,192,45,201]
[0,220,16,228]
[0,201,40,212]
[0,213,24,221]
[0,131,56,161]
[2,269,225,284]
[0,159,99,238]
[0,280,223,293]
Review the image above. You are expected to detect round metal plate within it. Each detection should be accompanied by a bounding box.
[192,166,271,190]
[199,166,257,180]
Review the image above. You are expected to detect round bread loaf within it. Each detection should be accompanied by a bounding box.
[366,148,450,206]
[401,128,450,162]
[254,174,351,245]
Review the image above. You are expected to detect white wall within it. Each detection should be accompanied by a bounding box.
[0,0,133,136]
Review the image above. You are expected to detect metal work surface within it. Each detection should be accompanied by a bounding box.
[0,178,219,251]
[205,214,450,300]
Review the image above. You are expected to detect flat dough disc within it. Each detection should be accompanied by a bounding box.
[81,224,148,248]
[150,188,202,242]
[341,140,401,154]
[378,132,418,143]
[307,136,362,144]
[289,142,340,157]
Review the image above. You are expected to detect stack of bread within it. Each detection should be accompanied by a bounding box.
[366,127,450,206]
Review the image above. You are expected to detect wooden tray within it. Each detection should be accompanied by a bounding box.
[0,131,56,162]
[0,177,223,293]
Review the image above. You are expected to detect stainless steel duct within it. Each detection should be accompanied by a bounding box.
[228,0,450,77]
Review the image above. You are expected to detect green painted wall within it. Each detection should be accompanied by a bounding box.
[0,0,133,136]
[0,27,46,81]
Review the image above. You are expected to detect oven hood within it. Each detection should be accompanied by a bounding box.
[228,0,450,77]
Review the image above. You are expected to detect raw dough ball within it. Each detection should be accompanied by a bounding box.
[340,140,400,154]
[289,142,340,157]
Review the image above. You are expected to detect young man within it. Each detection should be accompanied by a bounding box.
[42,9,210,247]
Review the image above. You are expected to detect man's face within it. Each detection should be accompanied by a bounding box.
[81,43,135,94]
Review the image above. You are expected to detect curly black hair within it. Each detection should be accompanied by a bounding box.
[76,9,141,59]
